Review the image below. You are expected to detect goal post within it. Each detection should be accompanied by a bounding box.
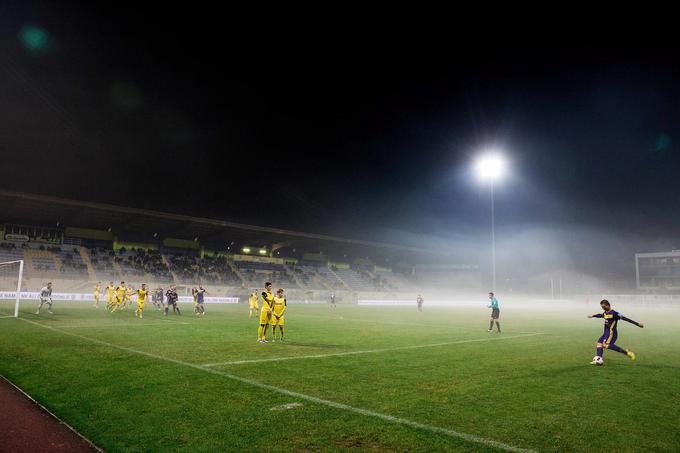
[0,260,24,318]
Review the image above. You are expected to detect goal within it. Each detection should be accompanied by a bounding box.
[0,260,24,318]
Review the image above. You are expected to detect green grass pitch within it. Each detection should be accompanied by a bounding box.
[0,300,678,452]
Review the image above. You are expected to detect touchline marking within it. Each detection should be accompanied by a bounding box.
[0,375,104,452]
[17,317,537,453]
[202,333,544,367]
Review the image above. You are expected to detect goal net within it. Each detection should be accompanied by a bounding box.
[0,260,24,317]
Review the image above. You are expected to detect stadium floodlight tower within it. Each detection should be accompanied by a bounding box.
[474,151,507,292]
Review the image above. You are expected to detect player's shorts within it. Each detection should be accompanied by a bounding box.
[249,302,258,309]
[491,308,500,319]
[106,295,113,303]
[94,293,99,300]
[598,331,617,346]
[116,296,124,304]
[137,301,145,309]
[259,310,271,325]
[270,314,284,326]
[40,297,50,303]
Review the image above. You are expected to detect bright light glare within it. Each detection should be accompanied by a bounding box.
[474,153,506,182]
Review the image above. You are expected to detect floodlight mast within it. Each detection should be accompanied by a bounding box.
[474,153,506,292]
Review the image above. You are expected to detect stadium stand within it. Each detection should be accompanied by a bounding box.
[165,253,240,286]
[0,190,483,300]
[87,247,117,279]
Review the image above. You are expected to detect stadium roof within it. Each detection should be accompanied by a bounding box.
[0,190,447,262]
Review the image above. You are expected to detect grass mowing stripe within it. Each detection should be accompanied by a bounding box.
[202,333,544,366]
[16,317,537,453]
[55,322,191,328]
[294,313,545,335]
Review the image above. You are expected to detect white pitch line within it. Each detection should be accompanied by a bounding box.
[270,402,303,411]
[202,333,544,367]
[16,317,537,453]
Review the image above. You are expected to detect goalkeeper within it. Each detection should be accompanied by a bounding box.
[36,282,54,315]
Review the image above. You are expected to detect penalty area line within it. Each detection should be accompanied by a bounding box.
[18,317,537,453]
[202,333,544,367]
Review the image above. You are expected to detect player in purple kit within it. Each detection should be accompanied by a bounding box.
[588,299,644,364]
[196,286,207,315]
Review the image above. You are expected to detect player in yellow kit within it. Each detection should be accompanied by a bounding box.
[93,282,101,308]
[258,282,274,343]
[192,288,199,314]
[248,291,259,318]
[111,281,126,312]
[135,284,149,319]
[270,288,287,342]
[105,281,115,311]
[124,286,133,309]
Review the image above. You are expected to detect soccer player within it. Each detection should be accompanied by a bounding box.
[124,286,134,309]
[248,291,259,318]
[196,286,207,315]
[192,288,199,314]
[270,288,287,342]
[111,281,126,312]
[329,293,336,309]
[135,284,149,319]
[588,299,644,364]
[105,281,115,311]
[36,282,53,314]
[487,292,501,333]
[416,294,424,312]
[165,285,180,316]
[258,282,274,343]
[93,282,101,308]
[152,287,163,311]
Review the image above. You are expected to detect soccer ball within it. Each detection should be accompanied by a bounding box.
[592,356,604,366]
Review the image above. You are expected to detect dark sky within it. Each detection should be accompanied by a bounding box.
[2,4,680,274]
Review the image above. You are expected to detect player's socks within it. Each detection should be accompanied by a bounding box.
[258,326,263,340]
[597,346,603,357]
[607,344,627,355]
[489,320,494,331]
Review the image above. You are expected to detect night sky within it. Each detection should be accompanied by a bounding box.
[2,5,680,277]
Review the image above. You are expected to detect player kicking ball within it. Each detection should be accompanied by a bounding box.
[270,288,287,342]
[588,299,644,365]
[36,282,53,314]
